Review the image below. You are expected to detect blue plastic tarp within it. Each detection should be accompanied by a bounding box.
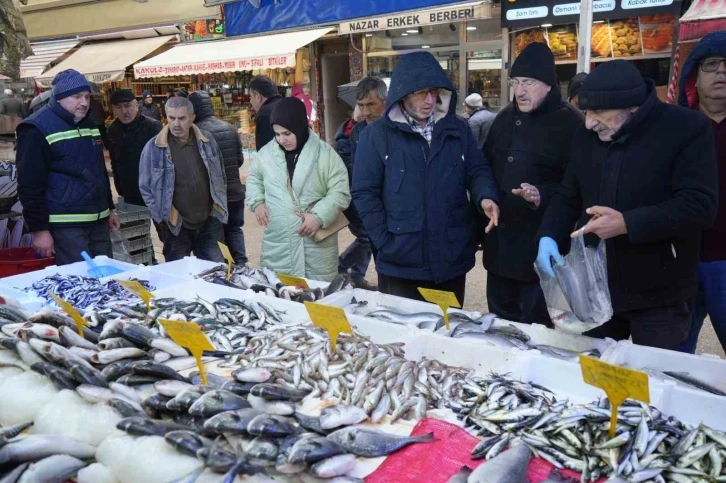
[224,0,468,36]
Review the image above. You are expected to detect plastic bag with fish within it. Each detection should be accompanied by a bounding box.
[536,235,612,334]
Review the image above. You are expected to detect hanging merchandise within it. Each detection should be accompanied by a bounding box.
[0,0,32,80]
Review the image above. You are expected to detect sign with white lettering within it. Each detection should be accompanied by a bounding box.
[339,4,492,34]
[502,0,679,27]
[134,54,294,79]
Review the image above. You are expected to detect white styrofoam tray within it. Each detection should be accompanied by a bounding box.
[320,288,601,353]
[151,280,726,431]
[100,267,189,294]
[152,256,330,290]
[0,256,139,293]
[604,339,726,390]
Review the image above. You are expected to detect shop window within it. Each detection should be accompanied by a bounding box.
[465,19,501,43]
[366,23,459,52]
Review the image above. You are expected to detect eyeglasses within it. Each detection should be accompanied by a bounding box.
[700,57,726,73]
[508,78,539,89]
[411,88,440,99]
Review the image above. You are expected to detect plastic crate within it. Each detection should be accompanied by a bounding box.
[119,219,150,240]
[115,199,150,225]
[129,247,153,265]
[125,236,152,253]
[0,247,55,278]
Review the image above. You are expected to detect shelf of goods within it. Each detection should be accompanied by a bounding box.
[0,260,724,482]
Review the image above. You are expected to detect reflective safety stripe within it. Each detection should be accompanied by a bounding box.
[45,128,101,145]
[48,208,110,223]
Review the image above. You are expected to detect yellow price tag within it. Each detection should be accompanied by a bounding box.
[278,273,309,288]
[418,288,461,331]
[50,293,88,338]
[304,302,352,351]
[580,355,650,438]
[217,242,234,281]
[118,280,155,310]
[159,319,215,385]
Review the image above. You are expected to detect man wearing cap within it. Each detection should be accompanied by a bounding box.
[0,89,25,118]
[107,89,162,207]
[536,60,718,349]
[353,51,499,304]
[481,42,582,326]
[568,72,588,109]
[16,69,120,265]
[677,31,726,354]
[464,93,495,149]
[139,90,162,122]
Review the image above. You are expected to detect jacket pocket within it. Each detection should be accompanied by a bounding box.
[379,214,424,268]
[446,208,476,266]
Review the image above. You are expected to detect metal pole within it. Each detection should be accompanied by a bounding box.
[577,0,593,73]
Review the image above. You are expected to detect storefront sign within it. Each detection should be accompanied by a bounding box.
[182,16,226,42]
[134,54,294,78]
[501,0,680,27]
[339,4,491,34]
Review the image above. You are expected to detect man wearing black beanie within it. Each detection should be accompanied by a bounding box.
[481,42,582,327]
[536,60,718,350]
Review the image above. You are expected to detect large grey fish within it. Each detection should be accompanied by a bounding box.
[663,371,726,396]
[0,463,28,483]
[327,426,435,457]
[320,405,369,430]
[466,444,532,483]
[288,436,348,465]
[247,413,300,438]
[17,454,86,483]
[164,430,214,458]
[131,360,191,383]
[203,408,264,434]
[232,367,272,383]
[248,394,295,416]
[116,416,191,437]
[310,454,357,479]
[189,390,251,417]
[0,435,96,465]
[446,466,473,483]
[367,310,440,326]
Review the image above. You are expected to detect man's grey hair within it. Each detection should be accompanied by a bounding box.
[356,77,387,102]
[165,96,194,114]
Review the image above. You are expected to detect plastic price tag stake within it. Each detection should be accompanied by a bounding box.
[159,318,215,385]
[417,288,461,330]
[580,355,650,438]
[304,302,351,351]
[217,241,234,280]
[278,273,309,288]
[50,293,88,338]
[118,280,155,310]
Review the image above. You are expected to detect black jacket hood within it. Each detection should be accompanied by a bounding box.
[188,91,215,122]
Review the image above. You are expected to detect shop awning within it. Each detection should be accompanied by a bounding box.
[20,39,80,79]
[36,36,175,85]
[679,0,726,41]
[133,27,332,79]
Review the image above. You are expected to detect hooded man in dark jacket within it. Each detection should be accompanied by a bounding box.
[536,60,718,350]
[482,42,583,327]
[352,52,499,304]
[678,31,726,354]
[139,90,162,122]
[249,75,281,150]
[189,90,247,265]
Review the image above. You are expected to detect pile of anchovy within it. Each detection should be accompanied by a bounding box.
[456,373,726,482]
[223,324,474,423]
[196,264,350,302]
[22,274,154,309]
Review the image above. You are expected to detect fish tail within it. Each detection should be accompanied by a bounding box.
[413,431,436,443]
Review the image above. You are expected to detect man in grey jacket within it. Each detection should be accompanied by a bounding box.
[139,96,228,262]
[464,93,496,149]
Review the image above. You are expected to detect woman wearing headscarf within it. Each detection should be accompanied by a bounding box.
[246,97,351,281]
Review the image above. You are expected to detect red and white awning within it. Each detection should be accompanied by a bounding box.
[679,0,726,41]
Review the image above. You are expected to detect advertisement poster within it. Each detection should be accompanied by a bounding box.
[182,17,226,42]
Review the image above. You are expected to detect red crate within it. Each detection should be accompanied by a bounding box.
[0,247,55,278]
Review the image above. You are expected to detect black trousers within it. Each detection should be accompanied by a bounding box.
[50,219,112,266]
[486,272,552,327]
[584,303,691,351]
[378,273,467,306]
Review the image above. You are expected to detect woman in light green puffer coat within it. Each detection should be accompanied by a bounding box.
[246,97,351,282]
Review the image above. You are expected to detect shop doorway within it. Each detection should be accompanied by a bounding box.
[321,54,351,145]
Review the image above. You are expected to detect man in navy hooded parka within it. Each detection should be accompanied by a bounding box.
[352,51,499,304]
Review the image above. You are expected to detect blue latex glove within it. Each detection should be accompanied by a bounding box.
[536,237,565,278]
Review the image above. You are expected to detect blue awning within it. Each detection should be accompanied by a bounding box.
[224,0,472,36]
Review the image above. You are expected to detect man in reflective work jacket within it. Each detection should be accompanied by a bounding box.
[16,69,120,265]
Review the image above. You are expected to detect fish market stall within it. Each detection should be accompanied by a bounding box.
[1,261,726,481]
